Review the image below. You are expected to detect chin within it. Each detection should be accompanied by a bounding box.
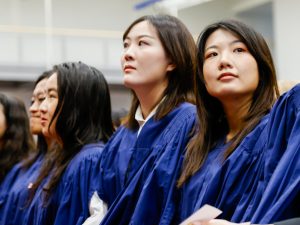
[30,127,40,135]
[123,79,135,89]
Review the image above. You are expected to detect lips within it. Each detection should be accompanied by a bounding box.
[218,72,238,80]
[40,117,48,126]
[123,65,136,73]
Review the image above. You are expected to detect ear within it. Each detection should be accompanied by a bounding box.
[166,63,176,72]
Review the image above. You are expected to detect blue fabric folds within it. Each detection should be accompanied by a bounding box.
[99,102,196,225]
[0,142,104,225]
[0,154,44,225]
[24,142,104,225]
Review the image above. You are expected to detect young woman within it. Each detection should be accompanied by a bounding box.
[28,70,54,153]
[0,93,35,183]
[0,93,35,224]
[0,71,56,225]
[176,20,299,224]
[27,62,114,225]
[93,14,197,225]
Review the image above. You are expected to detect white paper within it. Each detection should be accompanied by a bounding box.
[180,204,223,225]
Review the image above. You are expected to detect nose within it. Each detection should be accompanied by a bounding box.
[218,52,233,70]
[39,99,47,114]
[123,45,134,61]
[29,101,39,113]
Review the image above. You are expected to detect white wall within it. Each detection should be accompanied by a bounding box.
[273,0,300,80]
[1,0,300,111]
[178,0,239,37]
[0,0,156,29]
[0,0,157,83]
[0,0,158,111]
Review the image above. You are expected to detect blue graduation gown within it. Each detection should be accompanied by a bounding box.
[176,85,300,224]
[0,154,45,225]
[98,102,196,225]
[24,142,104,225]
[0,162,23,223]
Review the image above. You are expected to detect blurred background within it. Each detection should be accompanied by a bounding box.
[0,0,299,113]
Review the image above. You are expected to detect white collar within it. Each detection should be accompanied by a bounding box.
[134,97,164,135]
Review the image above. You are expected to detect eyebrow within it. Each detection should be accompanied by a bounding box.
[124,34,155,41]
[47,87,57,93]
[205,40,243,52]
[36,92,45,96]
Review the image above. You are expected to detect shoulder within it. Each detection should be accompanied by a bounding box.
[103,125,137,148]
[172,102,197,116]
[162,102,196,127]
[239,114,270,154]
[0,162,23,190]
[155,103,197,144]
[63,142,104,177]
[287,83,300,109]
[274,83,300,111]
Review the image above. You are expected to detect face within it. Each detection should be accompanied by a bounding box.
[0,104,6,139]
[121,20,174,93]
[29,78,47,134]
[39,73,59,142]
[203,29,259,102]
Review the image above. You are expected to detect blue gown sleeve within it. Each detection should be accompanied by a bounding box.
[98,126,138,206]
[250,84,300,223]
[52,142,104,225]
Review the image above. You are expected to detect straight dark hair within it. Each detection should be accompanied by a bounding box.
[123,14,197,129]
[31,62,114,200]
[178,20,280,186]
[0,93,35,182]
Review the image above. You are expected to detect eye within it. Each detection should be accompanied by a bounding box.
[234,47,245,53]
[38,96,45,103]
[123,42,129,49]
[47,90,58,100]
[205,52,218,59]
[138,40,148,46]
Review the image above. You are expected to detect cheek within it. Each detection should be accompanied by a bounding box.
[120,55,125,67]
[50,118,57,133]
[246,60,260,88]
[48,101,58,120]
[203,70,216,96]
[203,66,214,85]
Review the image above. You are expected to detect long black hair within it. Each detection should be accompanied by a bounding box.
[0,93,35,182]
[123,14,197,129]
[31,62,114,199]
[178,19,279,186]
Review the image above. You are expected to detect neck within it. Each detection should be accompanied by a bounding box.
[44,137,57,151]
[221,96,252,142]
[135,82,167,119]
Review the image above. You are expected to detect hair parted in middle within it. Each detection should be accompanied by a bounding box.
[178,19,280,187]
[123,14,197,129]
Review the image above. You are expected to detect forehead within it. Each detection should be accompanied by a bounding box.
[46,72,58,89]
[205,28,241,47]
[34,78,48,93]
[125,20,157,39]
